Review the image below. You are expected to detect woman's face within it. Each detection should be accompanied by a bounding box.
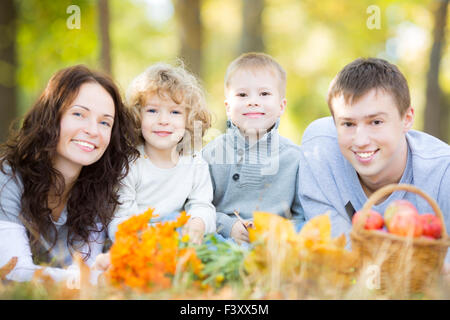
[54,82,115,176]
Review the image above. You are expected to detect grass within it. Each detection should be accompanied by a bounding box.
[1,213,449,300]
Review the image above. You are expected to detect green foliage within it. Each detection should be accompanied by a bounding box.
[15,0,98,114]
[13,0,450,142]
[0,280,51,299]
[109,0,178,90]
[193,234,248,289]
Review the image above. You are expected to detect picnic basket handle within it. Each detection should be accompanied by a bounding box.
[357,183,447,237]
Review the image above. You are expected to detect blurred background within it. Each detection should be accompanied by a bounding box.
[0,0,449,144]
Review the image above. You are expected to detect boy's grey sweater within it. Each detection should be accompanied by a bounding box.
[202,120,304,238]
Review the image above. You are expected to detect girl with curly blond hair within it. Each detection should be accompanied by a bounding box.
[108,63,215,245]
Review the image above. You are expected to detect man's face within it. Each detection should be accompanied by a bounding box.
[331,88,414,187]
[225,68,286,136]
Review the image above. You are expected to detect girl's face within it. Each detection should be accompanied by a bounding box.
[54,82,115,176]
[140,93,186,153]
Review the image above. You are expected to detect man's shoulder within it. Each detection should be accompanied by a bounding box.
[300,117,342,161]
[301,116,337,144]
[298,118,348,186]
[407,130,450,186]
[407,130,450,160]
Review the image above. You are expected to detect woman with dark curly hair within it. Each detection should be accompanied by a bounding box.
[0,65,139,283]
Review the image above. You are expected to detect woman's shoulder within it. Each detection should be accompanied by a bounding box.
[0,163,24,224]
[0,161,13,177]
[0,163,22,191]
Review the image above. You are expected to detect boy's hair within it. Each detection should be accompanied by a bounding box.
[126,63,211,151]
[327,57,411,116]
[224,52,287,97]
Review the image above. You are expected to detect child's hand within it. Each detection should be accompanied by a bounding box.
[92,252,111,272]
[183,217,205,245]
[244,221,254,229]
[230,220,250,244]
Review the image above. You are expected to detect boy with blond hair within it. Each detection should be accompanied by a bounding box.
[203,52,304,243]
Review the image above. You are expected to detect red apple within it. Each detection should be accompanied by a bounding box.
[420,235,435,241]
[418,213,442,239]
[385,200,418,224]
[352,210,384,230]
[387,200,422,237]
[383,207,396,229]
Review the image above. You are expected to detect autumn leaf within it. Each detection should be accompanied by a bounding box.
[0,257,17,280]
[298,213,332,248]
[249,211,297,243]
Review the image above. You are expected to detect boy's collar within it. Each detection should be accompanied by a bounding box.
[226,118,280,147]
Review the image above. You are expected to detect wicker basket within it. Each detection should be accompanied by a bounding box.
[350,184,449,296]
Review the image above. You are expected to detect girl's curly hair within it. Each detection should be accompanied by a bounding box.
[0,65,139,261]
[125,62,212,154]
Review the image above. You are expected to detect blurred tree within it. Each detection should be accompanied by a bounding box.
[424,0,449,142]
[98,0,111,75]
[174,0,203,77]
[239,0,265,53]
[109,0,178,89]
[0,0,17,143]
[8,0,449,145]
[15,0,97,116]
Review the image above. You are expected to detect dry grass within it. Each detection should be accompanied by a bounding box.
[1,212,449,300]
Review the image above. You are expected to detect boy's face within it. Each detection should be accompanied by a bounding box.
[140,93,186,152]
[225,68,286,136]
[332,88,414,186]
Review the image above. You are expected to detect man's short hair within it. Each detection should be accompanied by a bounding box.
[327,58,411,116]
[224,52,287,97]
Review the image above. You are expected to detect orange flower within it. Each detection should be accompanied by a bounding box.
[106,208,204,292]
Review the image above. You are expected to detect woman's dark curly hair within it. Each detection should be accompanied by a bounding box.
[0,65,139,261]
